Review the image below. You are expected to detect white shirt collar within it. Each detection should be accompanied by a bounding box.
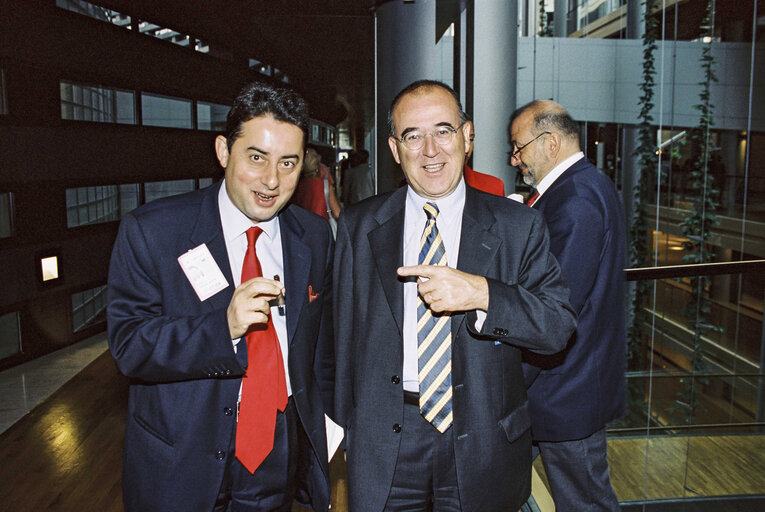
[535,152,585,197]
[218,179,280,245]
[405,177,466,225]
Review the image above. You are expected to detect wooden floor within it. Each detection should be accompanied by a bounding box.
[1,351,763,510]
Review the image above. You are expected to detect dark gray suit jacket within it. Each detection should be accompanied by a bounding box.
[333,184,576,512]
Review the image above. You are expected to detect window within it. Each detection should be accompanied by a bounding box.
[144,179,195,203]
[0,192,13,238]
[71,285,107,333]
[60,81,136,124]
[197,101,229,131]
[65,184,138,227]
[141,93,193,129]
[56,0,131,28]
[199,178,214,189]
[0,311,21,359]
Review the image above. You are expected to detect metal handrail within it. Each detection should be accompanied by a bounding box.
[624,259,765,281]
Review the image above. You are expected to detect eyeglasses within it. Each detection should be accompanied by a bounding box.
[511,131,550,159]
[395,123,464,151]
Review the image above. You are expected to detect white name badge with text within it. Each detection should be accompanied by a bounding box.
[178,244,229,301]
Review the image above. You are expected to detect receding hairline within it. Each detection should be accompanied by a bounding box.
[388,81,467,136]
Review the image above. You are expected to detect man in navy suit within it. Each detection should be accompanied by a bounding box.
[107,82,333,511]
[510,100,627,511]
[334,80,576,511]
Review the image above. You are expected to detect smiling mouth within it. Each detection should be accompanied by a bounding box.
[423,163,445,173]
[254,191,276,200]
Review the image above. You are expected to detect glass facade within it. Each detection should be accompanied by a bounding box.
[56,0,131,28]
[60,81,136,124]
[0,192,12,238]
[141,92,193,129]
[197,101,229,131]
[71,285,107,333]
[65,184,139,228]
[144,179,196,203]
[521,0,765,505]
[0,312,21,359]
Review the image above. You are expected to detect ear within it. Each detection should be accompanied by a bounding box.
[214,135,230,168]
[388,136,401,164]
[461,121,473,152]
[547,132,562,159]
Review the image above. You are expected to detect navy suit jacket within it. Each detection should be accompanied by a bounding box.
[107,183,334,511]
[333,184,577,512]
[525,157,627,441]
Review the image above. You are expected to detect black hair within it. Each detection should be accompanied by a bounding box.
[224,82,309,152]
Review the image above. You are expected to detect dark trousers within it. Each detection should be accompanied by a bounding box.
[533,427,620,512]
[383,392,461,512]
[214,397,299,512]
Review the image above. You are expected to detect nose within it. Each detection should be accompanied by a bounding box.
[509,149,521,166]
[261,162,280,189]
[422,133,440,157]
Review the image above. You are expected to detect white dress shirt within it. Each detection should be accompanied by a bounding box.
[218,181,291,395]
[534,151,585,199]
[401,180,466,393]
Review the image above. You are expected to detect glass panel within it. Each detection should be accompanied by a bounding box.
[141,93,193,129]
[65,185,120,227]
[60,81,135,125]
[144,179,195,203]
[196,101,229,131]
[71,285,107,333]
[56,0,131,28]
[0,192,13,238]
[0,311,21,359]
[119,183,140,216]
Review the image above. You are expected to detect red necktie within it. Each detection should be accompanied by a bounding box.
[235,226,288,474]
[525,191,539,207]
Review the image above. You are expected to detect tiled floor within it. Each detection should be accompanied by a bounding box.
[0,332,109,434]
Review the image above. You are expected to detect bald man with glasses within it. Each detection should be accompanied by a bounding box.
[511,100,627,512]
[333,80,576,512]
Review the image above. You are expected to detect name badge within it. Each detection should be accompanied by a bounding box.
[178,244,229,301]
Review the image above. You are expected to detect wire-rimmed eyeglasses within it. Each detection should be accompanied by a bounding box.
[395,123,465,151]
[510,131,550,159]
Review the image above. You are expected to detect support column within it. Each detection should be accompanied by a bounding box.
[375,1,439,193]
[622,0,646,248]
[471,0,518,193]
[554,0,567,37]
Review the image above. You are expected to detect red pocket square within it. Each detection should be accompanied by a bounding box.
[308,285,319,302]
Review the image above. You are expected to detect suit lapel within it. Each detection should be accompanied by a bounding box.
[279,206,311,345]
[453,187,502,335]
[189,182,235,315]
[368,188,407,337]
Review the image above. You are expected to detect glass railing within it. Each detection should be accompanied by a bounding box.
[609,260,765,505]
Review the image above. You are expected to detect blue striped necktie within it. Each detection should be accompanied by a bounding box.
[417,202,453,433]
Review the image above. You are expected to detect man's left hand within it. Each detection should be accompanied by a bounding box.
[397,265,489,313]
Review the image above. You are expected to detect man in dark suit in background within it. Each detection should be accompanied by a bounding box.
[510,100,627,511]
[107,82,333,511]
[333,80,576,512]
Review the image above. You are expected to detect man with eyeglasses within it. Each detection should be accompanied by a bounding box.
[333,80,576,512]
[510,100,627,512]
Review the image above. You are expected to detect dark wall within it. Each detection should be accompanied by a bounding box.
[0,0,279,368]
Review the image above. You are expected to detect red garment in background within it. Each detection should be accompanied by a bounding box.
[464,165,505,196]
[291,176,329,219]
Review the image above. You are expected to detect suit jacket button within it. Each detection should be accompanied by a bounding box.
[393,423,402,433]
[224,407,234,416]
[215,450,226,460]
[391,375,400,384]
[225,369,231,375]
[492,327,502,335]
